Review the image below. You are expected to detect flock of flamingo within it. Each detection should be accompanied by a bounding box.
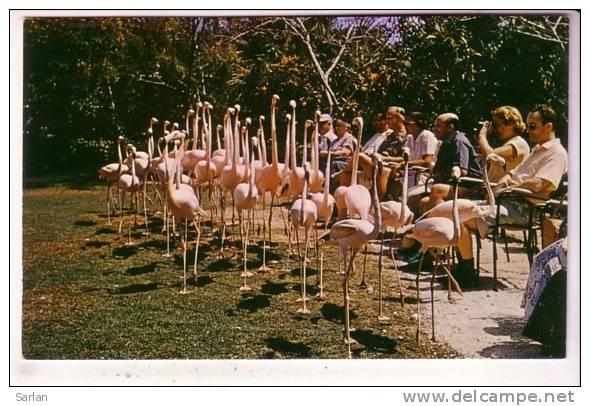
[99,95,500,358]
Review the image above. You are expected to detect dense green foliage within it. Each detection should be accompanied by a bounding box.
[23,15,569,175]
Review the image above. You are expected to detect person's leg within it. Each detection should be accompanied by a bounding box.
[377,166,393,199]
[422,183,452,212]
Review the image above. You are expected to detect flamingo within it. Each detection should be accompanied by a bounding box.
[289,166,318,314]
[374,147,414,320]
[287,100,305,199]
[233,136,260,291]
[334,117,370,220]
[310,138,335,299]
[256,95,283,272]
[99,135,128,224]
[163,132,207,294]
[118,145,141,245]
[308,110,325,193]
[181,104,207,172]
[420,154,504,222]
[322,155,383,358]
[408,166,465,345]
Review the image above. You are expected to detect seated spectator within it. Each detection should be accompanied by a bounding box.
[319,118,357,178]
[361,112,392,155]
[457,104,568,285]
[396,111,439,195]
[332,106,406,197]
[408,113,483,214]
[478,105,530,183]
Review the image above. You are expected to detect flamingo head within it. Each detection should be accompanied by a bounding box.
[205,102,213,111]
[353,117,364,129]
[402,146,410,161]
[188,109,196,116]
[228,107,235,115]
[117,135,125,144]
[271,94,280,106]
[285,113,292,122]
[172,122,179,130]
[245,117,252,127]
[216,124,222,132]
[196,101,203,109]
[315,110,321,120]
[289,100,296,109]
[150,117,159,125]
[259,115,265,125]
[304,119,314,130]
[451,166,461,181]
[486,153,506,167]
[251,136,258,148]
[234,104,241,113]
[164,120,171,129]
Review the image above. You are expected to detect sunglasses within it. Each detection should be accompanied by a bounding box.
[527,123,538,130]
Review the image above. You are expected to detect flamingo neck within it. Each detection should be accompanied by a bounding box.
[283,122,290,173]
[248,147,255,199]
[484,160,495,216]
[192,112,199,150]
[370,166,381,238]
[202,107,209,151]
[300,175,308,224]
[401,158,408,222]
[271,106,279,168]
[117,140,123,174]
[323,146,331,204]
[290,112,297,170]
[302,125,308,166]
[452,180,460,240]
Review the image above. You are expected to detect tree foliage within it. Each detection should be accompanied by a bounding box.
[22,14,570,175]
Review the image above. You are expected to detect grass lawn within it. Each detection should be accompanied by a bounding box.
[21,177,457,359]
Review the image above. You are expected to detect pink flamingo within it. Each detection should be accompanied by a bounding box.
[375,147,414,320]
[408,166,465,345]
[181,103,207,172]
[163,132,207,294]
[233,136,259,291]
[334,117,370,220]
[322,155,382,358]
[308,110,325,193]
[256,95,283,272]
[118,145,141,244]
[99,135,128,224]
[287,100,305,199]
[289,166,318,314]
[309,138,335,299]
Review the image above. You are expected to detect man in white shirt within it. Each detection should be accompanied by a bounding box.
[404,111,439,187]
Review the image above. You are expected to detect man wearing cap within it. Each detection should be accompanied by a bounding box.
[318,117,356,159]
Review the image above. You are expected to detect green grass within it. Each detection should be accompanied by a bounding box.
[22,180,457,359]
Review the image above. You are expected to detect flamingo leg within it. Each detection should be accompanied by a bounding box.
[239,211,252,292]
[359,245,368,289]
[282,218,292,273]
[390,231,405,307]
[297,227,311,314]
[259,197,270,273]
[163,202,172,258]
[179,219,188,294]
[118,191,125,234]
[378,233,390,322]
[343,249,358,359]
[193,219,201,285]
[106,184,112,225]
[431,250,442,342]
[415,252,425,346]
[142,177,149,235]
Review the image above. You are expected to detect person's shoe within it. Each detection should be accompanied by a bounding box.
[399,252,433,272]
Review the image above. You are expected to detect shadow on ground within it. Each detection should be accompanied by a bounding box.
[264,337,311,358]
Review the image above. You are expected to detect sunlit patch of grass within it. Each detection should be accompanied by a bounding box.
[21,180,458,359]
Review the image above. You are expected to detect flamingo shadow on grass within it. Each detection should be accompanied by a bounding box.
[350,329,398,355]
[263,338,311,358]
[81,240,110,249]
[112,245,139,258]
[125,262,157,276]
[108,282,161,295]
[320,302,357,324]
[95,227,116,235]
[260,281,290,296]
[170,275,214,289]
[74,220,97,227]
[208,257,235,273]
[236,294,271,312]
